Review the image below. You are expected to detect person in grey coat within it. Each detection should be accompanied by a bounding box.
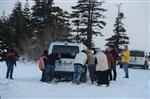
[87,50,97,84]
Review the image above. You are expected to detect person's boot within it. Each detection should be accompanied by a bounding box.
[123,76,129,78]
[6,75,9,79]
[10,77,14,80]
[126,75,129,78]
[72,80,76,83]
[113,79,116,81]
[10,75,14,80]
[76,80,80,85]
[6,72,9,79]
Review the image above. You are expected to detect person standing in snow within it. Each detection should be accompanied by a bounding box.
[95,49,109,86]
[87,49,97,84]
[104,47,115,81]
[38,50,48,82]
[73,50,87,84]
[121,45,130,78]
[110,46,119,81]
[6,49,16,79]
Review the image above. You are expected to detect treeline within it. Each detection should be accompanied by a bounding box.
[0,0,70,60]
[0,0,129,61]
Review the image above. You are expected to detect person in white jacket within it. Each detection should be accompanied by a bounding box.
[73,50,87,84]
[95,49,109,86]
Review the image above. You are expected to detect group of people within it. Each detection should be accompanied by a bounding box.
[72,47,116,86]
[5,45,130,87]
[38,45,130,87]
[73,45,130,86]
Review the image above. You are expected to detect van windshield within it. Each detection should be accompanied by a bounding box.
[130,51,144,57]
[52,45,79,59]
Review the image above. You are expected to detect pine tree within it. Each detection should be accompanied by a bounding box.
[52,6,70,41]
[71,0,106,49]
[9,1,25,48]
[31,0,54,31]
[0,12,9,61]
[23,0,32,37]
[29,0,70,59]
[31,0,70,38]
[105,5,129,48]
[0,32,5,61]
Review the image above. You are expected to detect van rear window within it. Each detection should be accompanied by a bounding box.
[130,51,144,57]
[52,45,79,59]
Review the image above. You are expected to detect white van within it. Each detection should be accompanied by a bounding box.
[129,50,149,69]
[48,41,88,80]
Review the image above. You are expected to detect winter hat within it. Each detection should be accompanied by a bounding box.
[95,47,101,53]
[90,50,94,54]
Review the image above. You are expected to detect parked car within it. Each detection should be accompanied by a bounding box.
[48,41,88,81]
[129,50,149,69]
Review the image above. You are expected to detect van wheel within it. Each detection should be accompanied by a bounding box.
[81,66,87,82]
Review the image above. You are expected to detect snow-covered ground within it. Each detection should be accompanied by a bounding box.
[0,61,150,99]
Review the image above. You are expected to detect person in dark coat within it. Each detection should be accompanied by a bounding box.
[110,46,119,81]
[43,53,61,82]
[6,49,16,79]
[104,47,115,81]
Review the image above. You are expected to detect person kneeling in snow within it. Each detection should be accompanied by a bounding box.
[73,50,87,84]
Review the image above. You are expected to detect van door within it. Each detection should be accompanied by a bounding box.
[52,45,79,72]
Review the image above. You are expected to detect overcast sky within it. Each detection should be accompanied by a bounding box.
[0,0,150,51]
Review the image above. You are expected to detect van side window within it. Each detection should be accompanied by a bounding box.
[130,51,144,57]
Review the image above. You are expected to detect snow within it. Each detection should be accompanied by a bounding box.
[0,61,150,99]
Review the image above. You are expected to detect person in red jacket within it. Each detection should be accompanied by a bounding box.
[110,46,119,81]
[104,47,115,81]
[6,49,16,79]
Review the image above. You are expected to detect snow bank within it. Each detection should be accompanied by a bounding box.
[0,61,150,99]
